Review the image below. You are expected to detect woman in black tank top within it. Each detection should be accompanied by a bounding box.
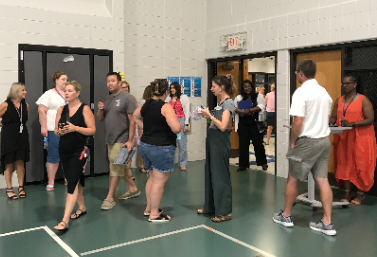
[53,81,96,232]
[134,79,181,222]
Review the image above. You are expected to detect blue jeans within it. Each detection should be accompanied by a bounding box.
[47,131,60,163]
[177,117,188,167]
[139,141,176,173]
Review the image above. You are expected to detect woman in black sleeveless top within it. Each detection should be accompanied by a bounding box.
[53,81,96,232]
[0,83,30,200]
[134,80,181,222]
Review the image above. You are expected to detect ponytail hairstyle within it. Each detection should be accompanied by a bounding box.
[212,74,237,99]
[151,79,169,97]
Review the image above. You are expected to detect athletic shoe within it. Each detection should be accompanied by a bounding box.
[309,220,337,236]
[273,211,294,227]
[101,198,116,210]
[118,189,141,200]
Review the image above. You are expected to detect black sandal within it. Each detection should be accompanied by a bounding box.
[144,208,163,216]
[6,188,18,200]
[148,212,171,222]
[18,186,26,199]
[54,221,69,232]
[70,209,87,220]
[211,214,232,223]
[262,164,268,171]
[139,167,147,173]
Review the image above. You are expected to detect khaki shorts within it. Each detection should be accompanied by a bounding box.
[287,137,330,181]
[108,143,128,177]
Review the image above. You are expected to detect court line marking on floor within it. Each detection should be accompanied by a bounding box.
[43,226,80,257]
[0,226,46,238]
[0,226,79,257]
[80,225,203,256]
[201,225,276,257]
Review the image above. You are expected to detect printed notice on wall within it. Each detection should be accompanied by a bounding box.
[191,77,202,97]
[180,77,191,97]
[168,77,179,85]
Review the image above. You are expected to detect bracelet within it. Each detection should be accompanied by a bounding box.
[210,115,214,120]
[56,129,60,136]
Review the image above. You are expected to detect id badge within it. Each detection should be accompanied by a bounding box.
[177,132,181,140]
[19,124,23,134]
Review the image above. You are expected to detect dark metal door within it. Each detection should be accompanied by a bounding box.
[24,51,45,183]
[46,53,91,176]
[93,55,110,175]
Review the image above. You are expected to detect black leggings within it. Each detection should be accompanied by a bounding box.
[238,121,267,168]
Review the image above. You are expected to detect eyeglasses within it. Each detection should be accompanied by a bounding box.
[294,70,301,75]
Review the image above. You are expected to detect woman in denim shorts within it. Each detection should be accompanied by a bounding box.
[134,79,181,222]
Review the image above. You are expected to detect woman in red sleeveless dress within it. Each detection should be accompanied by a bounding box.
[330,75,376,205]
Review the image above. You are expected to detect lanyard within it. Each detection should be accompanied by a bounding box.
[55,88,67,104]
[12,101,22,123]
[343,93,357,117]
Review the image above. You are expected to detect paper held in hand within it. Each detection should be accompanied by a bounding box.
[114,148,136,165]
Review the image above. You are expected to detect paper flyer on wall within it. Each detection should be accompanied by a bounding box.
[114,148,136,165]
[180,77,191,97]
[191,77,202,97]
[168,77,180,86]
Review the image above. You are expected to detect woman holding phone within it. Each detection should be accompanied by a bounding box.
[53,81,96,232]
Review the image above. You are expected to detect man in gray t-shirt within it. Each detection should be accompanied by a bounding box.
[97,72,140,211]
[103,90,136,144]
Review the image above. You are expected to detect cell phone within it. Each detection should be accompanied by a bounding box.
[58,123,66,129]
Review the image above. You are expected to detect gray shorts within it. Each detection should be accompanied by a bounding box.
[287,137,330,181]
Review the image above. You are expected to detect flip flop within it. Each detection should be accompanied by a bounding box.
[70,209,87,220]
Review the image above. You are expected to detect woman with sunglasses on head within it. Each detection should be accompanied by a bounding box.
[166,82,190,171]
[330,75,376,205]
[234,80,268,172]
[197,74,236,223]
[53,81,96,232]
[134,79,181,222]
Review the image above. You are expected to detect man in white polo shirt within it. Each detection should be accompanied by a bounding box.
[273,59,336,236]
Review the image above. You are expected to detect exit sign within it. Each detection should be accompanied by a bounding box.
[220,32,247,52]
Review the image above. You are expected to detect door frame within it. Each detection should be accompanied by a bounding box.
[289,39,377,195]
[207,51,278,176]
[18,44,113,178]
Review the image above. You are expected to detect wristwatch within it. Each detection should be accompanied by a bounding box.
[210,115,214,120]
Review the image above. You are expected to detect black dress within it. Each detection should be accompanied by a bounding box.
[59,103,88,194]
[1,99,30,173]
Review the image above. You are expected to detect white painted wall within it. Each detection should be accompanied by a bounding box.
[123,0,207,161]
[0,0,124,103]
[205,0,377,177]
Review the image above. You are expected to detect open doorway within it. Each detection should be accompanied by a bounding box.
[207,52,277,175]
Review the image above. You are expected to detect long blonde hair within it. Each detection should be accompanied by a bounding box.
[7,82,25,100]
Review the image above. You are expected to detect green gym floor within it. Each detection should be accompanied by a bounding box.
[1,160,377,257]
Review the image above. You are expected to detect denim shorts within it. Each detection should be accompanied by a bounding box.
[47,131,60,163]
[138,141,175,173]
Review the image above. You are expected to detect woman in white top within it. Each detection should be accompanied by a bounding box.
[165,82,190,171]
[36,71,67,191]
[234,80,268,171]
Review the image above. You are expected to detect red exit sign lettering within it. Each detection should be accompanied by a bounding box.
[229,36,239,47]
